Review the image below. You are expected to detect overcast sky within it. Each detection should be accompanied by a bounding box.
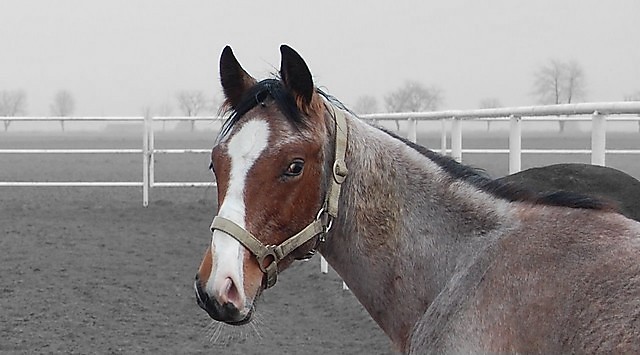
[2,0,639,116]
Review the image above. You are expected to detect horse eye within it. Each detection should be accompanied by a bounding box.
[284,159,304,177]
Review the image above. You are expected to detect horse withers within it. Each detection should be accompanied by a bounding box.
[194,45,640,353]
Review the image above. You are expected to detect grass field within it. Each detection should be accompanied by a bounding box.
[1,126,639,354]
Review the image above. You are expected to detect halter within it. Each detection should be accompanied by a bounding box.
[210,106,349,289]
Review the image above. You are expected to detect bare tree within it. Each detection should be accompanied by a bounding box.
[533,59,565,105]
[385,81,443,130]
[564,61,586,104]
[479,98,502,131]
[50,90,75,131]
[623,91,640,102]
[479,97,502,109]
[532,59,587,132]
[353,95,379,115]
[157,102,173,131]
[142,102,174,131]
[0,90,27,131]
[385,81,443,112]
[176,90,207,131]
[176,90,206,116]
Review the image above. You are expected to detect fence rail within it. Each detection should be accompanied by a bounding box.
[2,102,640,206]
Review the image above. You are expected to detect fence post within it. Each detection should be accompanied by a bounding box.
[591,111,606,166]
[451,117,462,162]
[407,118,417,143]
[509,115,522,174]
[320,256,328,274]
[149,117,155,188]
[440,118,447,155]
[142,115,150,207]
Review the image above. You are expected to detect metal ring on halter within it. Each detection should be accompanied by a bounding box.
[316,207,334,231]
[315,207,333,244]
[255,246,279,274]
[325,217,334,233]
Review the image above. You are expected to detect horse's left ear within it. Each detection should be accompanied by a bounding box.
[280,45,314,106]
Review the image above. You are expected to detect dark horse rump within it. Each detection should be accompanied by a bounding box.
[497,163,640,222]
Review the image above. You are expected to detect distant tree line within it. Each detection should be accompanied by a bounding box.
[348,57,633,133]
[0,88,220,132]
[0,89,77,131]
[2,58,639,133]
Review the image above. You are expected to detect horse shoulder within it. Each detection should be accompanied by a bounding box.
[409,207,640,353]
[476,208,640,352]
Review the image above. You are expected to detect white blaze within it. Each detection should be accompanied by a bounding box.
[206,119,270,301]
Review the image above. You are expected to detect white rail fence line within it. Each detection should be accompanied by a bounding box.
[1,102,640,208]
[362,101,640,173]
[0,116,222,206]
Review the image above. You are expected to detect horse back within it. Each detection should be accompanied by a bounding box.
[410,207,640,354]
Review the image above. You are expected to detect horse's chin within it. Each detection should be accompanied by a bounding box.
[223,306,254,326]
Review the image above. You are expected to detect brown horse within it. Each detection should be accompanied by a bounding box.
[195,45,640,353]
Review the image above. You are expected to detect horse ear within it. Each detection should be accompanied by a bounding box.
[220,46,257,109]
[280,45,314,107]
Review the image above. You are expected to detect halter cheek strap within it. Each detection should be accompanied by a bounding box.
[210,107,349,289]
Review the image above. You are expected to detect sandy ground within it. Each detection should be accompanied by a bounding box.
[0,188,395,354]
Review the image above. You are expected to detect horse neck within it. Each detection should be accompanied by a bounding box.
[319,116,511,351]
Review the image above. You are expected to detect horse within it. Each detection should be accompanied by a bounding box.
[194,45,640,353]
[497,163,640,222]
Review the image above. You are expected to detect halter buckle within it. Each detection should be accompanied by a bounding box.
[256,246,279,274]
[256,246,279,288]
[333,159,348,184]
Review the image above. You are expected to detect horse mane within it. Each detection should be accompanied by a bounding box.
[378,128,614,211]
[219,78,311,140]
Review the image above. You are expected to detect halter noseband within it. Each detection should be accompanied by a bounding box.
[210,107,349,289]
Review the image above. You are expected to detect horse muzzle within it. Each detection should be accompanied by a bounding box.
[194,276,253,325]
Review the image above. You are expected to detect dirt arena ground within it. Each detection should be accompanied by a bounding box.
[1,130,396,354]
[1,127,639,354]
[1,187,394,354]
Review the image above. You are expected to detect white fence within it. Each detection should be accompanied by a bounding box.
[1,101,640,207]
[0,116,222,206]
[362,101,640,173]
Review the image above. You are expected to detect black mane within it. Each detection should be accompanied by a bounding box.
[219,79,310,139]
[379,128,612,211]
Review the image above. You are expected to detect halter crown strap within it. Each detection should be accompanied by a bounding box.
[326,108,349,219]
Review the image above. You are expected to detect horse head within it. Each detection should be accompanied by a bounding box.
[194,45,346,325]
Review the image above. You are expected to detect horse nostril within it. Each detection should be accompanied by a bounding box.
[219,277,242,307]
